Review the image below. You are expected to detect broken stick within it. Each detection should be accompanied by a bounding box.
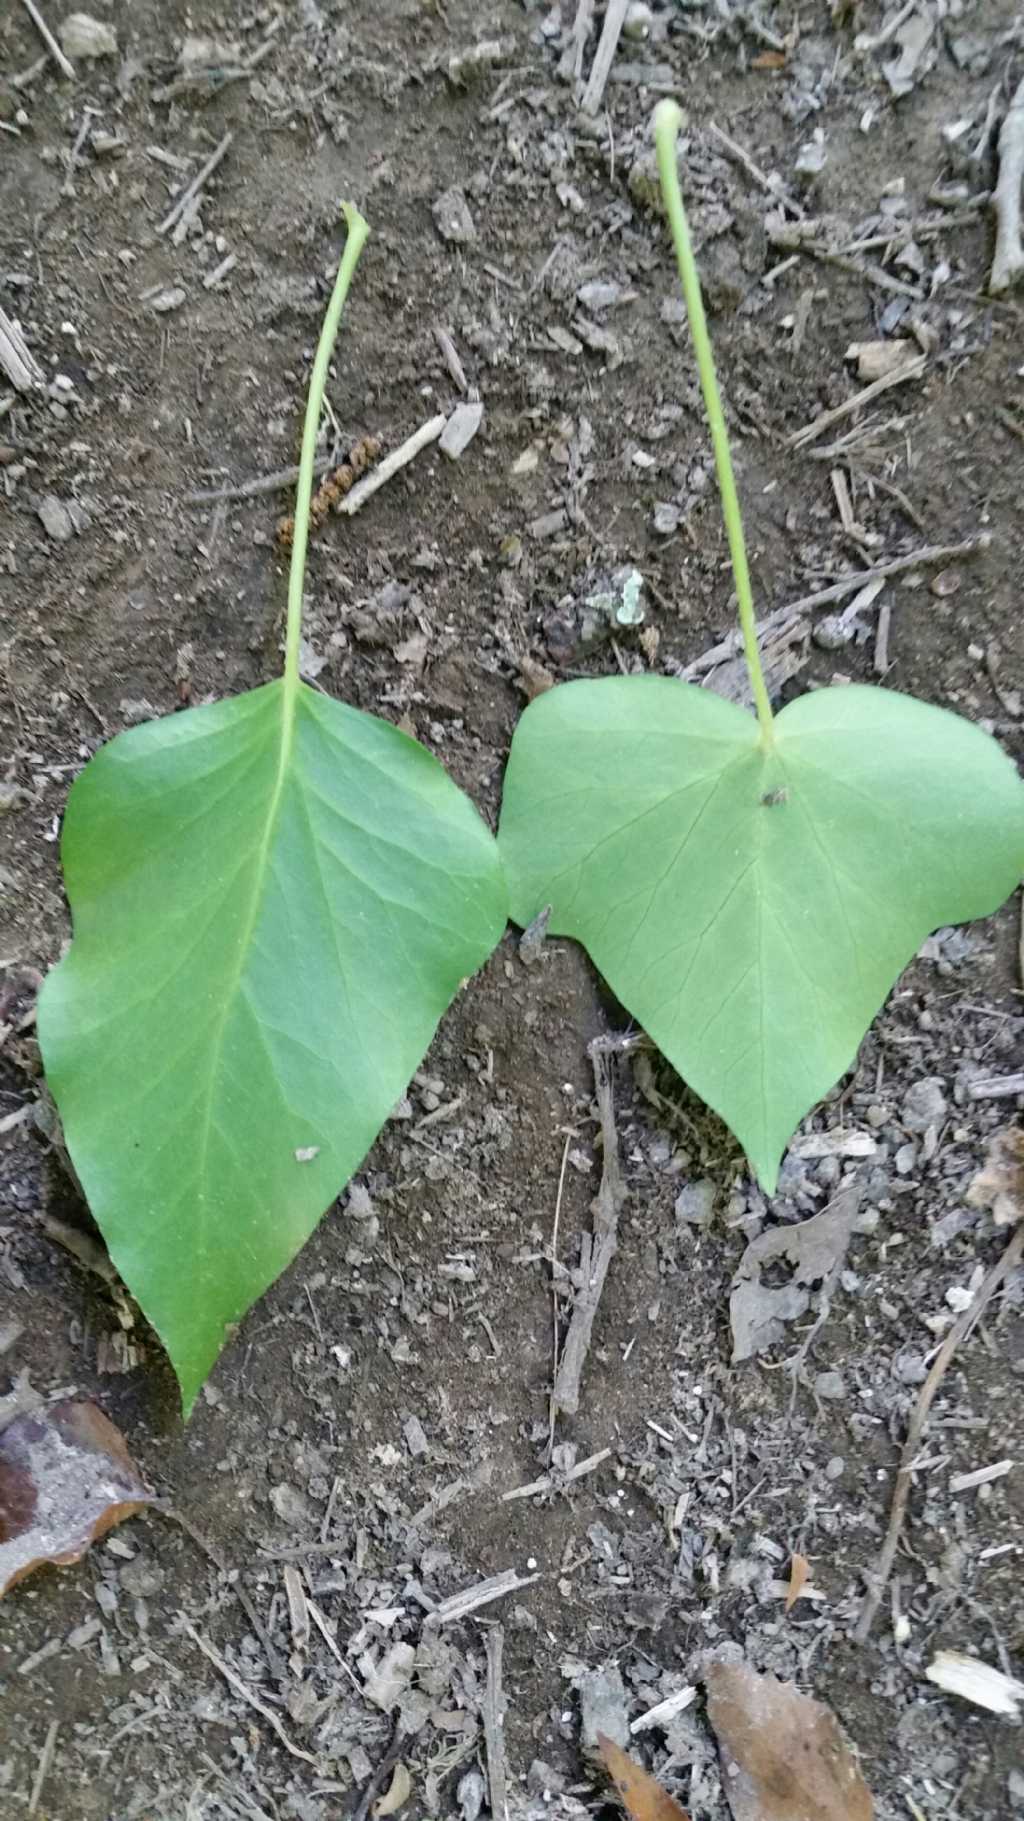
[483,1626,510,1821]
[990,75,1024,294]
[16,0,75,81]
[338,413,445,515]
[853,1219,1024,1642]
[552,1041,627,1417]
[157,131,233,237]
[580,0,629,115]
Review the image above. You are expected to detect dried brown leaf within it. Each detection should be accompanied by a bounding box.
[373,1761,412,1817]
[785,1551,810,1613]
[729,1187,861,1361]
[966,1126,1024,1227]
[0,1400,153,1598]
[705,1662,873,1821]
[598,1734,691,1821]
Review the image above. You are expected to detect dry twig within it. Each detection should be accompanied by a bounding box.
[430,1568,540,1626]
[580,0,629,115]
[339,414,446,515]
[990,76,1024,293]
[157,132,233,237]
[552,1042,627,1417]
[352,1725,408,1821]
[185,1623,316,1763]
[853,1221,1024,1642]
[16,0,75,80]
[788,356,927,450]
[187,456,336,505]
[483,1626,509,1821]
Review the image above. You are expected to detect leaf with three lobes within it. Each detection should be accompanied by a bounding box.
[38,679,506,1411]
[498,676,1024,1192]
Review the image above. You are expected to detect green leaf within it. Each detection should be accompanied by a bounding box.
[498,677,1024,1193]
[38,680,506,1411]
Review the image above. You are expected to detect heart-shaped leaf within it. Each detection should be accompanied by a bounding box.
[38,681,505,1410]
[497,675,1024,1192]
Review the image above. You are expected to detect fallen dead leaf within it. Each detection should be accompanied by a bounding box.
[0,1400,153,1598]
[785,1552,810,1613]
[518,654,555,701]
[966,1126,1024,1227]
[598,1734,691,1821]
[373,1760,412,1817]
[729,1187,861,1361]
[705,1661,873,1821]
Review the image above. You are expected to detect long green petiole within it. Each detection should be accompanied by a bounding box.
[653,101,774,745]
[284,202,370,692]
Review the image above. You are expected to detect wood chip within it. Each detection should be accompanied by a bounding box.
[0,308,45,393]
[926,1650,1024,1715]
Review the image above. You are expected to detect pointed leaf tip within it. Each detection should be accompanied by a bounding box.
[39,683,506,1409]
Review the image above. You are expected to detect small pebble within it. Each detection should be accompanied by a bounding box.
[825,1455,845,1480]
[674,1180,715,1228]
[440,400,484,459]
[60,12,118,58]
[37,495,75,542]
[814,1370,846,1401]
[433,186,477,244]
[403,1414,429,1458]
[813,613,854,651]
[902,1077,947,1131]
[624,2,654,37]
[579,1664,630,1752]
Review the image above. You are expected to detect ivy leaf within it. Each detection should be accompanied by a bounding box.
[498,676,1024,1192]
[38,681,506,1411]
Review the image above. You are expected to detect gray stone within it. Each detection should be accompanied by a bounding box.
[813,613,854,650]
[149,286,186,315]
[440,400,484,459]
[433,186,477,244]
[403,1413,429,1457]
[902,1077,947,1131]
[675,1179,715,1228]
[579,1664,629,1753]
[814,1370,846,1401]
[38,494,74,542]
[892,1348,927,1386]
[60,12,118,58]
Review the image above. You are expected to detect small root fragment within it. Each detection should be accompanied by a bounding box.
[277,434,382,546]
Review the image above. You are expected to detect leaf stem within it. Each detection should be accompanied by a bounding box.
[653,101,774,744]
[284,202,370,694]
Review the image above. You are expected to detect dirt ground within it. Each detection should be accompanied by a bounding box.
[2,1,1024,1817]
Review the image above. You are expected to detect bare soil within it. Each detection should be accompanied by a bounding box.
[1,3,1023,1818]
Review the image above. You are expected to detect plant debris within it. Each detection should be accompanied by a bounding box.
[729,1187,862,1362]
[925,1650,1024,1717]
[277,433,383,546]
[966,1124,1024,1226]
[705,1661,874,1821]
[597,1734,691,1821]
[0,1402,153,1598]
